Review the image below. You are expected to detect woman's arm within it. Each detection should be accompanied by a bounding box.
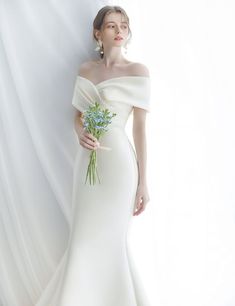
[129,62,151,215]
[132,107,148,185]
[132,107,150,216]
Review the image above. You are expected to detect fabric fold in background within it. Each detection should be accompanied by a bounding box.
[0,1,114,305]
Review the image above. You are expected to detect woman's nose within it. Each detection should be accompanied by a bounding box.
[116,27,121,33]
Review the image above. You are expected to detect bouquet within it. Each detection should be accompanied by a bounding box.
[82,102,116,185]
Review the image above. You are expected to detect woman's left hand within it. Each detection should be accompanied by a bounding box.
[133,183,150,216]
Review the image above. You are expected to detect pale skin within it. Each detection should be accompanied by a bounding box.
[74,11,150,216]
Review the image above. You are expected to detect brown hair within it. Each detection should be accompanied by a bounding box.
[93,5,132,59]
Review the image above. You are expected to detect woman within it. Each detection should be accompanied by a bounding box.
[57,5,151,306]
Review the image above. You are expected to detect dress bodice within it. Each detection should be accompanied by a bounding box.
[71,75,151,128]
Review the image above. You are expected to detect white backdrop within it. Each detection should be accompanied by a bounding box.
[1,0,235,305]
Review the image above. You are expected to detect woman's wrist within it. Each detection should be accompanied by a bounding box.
[138,178,147,187]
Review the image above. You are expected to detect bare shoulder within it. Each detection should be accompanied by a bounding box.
[129,62,150,77]
[77,60,95,77]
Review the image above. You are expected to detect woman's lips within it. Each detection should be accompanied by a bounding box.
[114,37,123,40]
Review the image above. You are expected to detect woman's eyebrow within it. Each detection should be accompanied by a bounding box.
[104,21,128,25]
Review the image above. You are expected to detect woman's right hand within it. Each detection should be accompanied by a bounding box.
[78,129,100,151]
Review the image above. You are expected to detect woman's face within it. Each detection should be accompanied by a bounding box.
[96,12,129,48]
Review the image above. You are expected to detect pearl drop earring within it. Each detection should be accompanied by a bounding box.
[94,40,104,55]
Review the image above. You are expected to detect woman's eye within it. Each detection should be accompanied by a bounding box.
[107,24,128,29]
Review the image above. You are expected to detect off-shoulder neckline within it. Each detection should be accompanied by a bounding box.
[77,75,150,87]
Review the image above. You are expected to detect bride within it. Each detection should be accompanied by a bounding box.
[55,5,152,306]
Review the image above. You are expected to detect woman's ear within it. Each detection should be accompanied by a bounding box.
[94,29,100,41]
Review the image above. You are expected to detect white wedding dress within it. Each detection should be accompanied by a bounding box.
[56,75,151,306]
